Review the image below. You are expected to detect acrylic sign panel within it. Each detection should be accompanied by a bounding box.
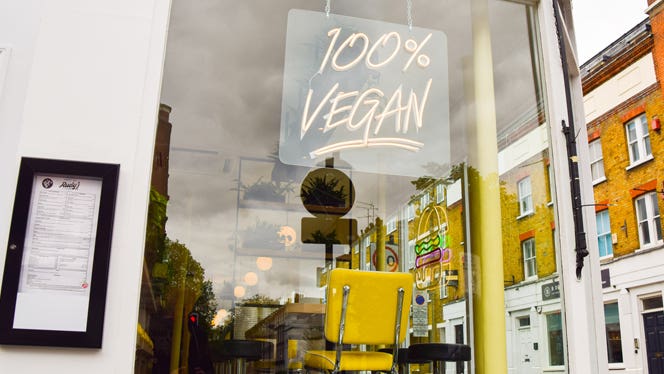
[279,10,450,177]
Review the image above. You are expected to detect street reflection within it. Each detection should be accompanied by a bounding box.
[134,0,564,373]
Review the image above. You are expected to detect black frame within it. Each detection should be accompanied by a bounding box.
[0,157,119,348]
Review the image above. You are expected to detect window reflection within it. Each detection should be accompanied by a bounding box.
[134,0,565,373]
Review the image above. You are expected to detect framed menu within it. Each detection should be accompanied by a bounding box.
[0,157,119,348]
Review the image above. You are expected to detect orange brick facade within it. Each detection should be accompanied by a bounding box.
[500,151,557,284]
[589,88,664,257]
[586,5,664,259]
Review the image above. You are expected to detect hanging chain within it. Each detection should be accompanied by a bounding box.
[406,0,413,30]
[325,0,331,17]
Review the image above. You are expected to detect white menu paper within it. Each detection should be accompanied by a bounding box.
[13,173,102,331]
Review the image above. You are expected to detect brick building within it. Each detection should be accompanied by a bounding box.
[581,2,664,372]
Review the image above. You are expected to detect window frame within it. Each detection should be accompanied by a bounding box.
[625,114,652,166]
[420,192,430,209]
[522,237,537,280]
[634,191,662,249]
[518,176,534,217]
[603,301,624,364]
[436,183,445,203]
[588,139,606,184]
[407,203,415,221]
[545,311,565,368]
[595,209,613,258]
[386,216,397,234]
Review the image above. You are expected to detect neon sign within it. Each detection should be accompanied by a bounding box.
[414,205,452,290]
[279,10,449,177]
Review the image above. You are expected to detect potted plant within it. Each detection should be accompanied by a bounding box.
[238,177,293,203]
[241,219,283,250]
[300,175,347,207]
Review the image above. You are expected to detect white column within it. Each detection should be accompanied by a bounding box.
[538,1,608,373]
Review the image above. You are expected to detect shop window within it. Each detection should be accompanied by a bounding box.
[589,139,605,183]
[518,176,533,217]
[595,210,613,258]
[133,0,565,372]
[546,312,564,366]
[436,183,445,203]
[604,302,623,364]
[635,192,662,248]
[522,238,537,280]
[625,114,652,165]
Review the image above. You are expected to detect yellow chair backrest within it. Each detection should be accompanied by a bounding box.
[324,268,413,345]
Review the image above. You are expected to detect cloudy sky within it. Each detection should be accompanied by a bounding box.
[572,0,649,63]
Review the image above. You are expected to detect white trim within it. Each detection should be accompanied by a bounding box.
[625,155,654,171]
[625,114,652,166]
[592,176,607,186]
[646,0,664,17]
[539,0,609,372]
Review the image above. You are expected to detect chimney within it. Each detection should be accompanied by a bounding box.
[647,0,664,84]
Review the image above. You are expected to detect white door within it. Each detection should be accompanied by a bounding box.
[516,316,537,374]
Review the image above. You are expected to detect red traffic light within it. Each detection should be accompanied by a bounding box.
[188,312,199,326]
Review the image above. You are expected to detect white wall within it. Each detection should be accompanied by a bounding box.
[539,0,609,372]
[583,53,657,124]
[0,0,170,372]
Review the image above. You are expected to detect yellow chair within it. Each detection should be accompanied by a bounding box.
[304,268,413,373]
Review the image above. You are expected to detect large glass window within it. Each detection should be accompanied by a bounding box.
[589,139,605,183]
[635,192,662,248]
[604,302,623,364]
[625,114,652,165]
[134,1,565,373]
[596,210,613,257]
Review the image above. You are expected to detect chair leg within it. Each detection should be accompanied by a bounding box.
[230,358,247,374]
[432,360,445,374]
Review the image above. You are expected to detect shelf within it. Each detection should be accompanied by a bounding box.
[238,199,303,212]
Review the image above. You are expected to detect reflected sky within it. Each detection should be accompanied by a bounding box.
[159,0,538,307]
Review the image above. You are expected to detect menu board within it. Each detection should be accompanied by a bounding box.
[0,158,118,348]
[12,174,102,331]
